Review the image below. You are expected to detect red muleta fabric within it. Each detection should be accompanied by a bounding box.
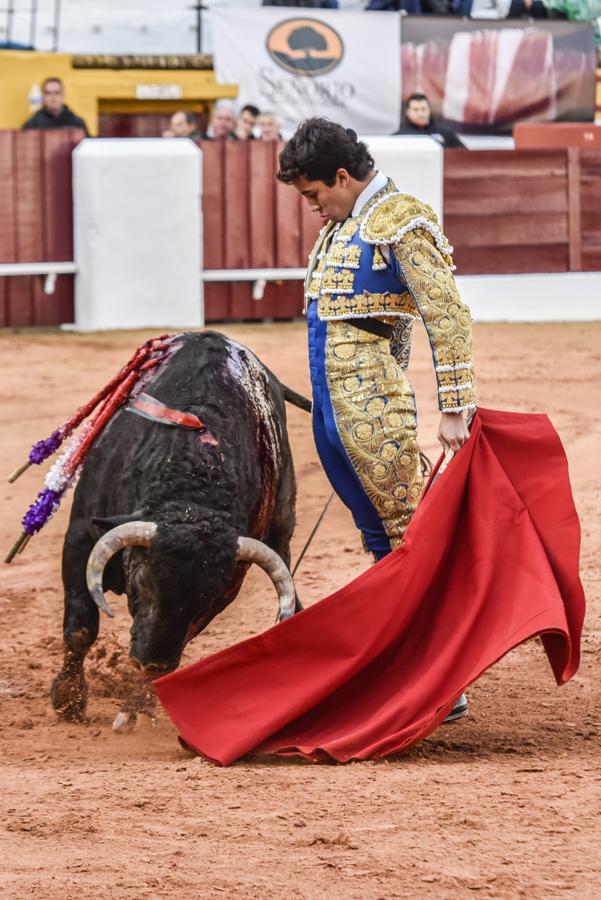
[154,408,585,765]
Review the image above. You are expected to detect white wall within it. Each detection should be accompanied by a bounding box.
[73,138,202,332]
[457,272,601,322]
[362,135,444,222]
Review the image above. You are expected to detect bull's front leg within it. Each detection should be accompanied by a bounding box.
[51,521,99,721]
[112,669,157,733]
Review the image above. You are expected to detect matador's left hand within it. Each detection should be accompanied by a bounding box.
[438,411,471,453]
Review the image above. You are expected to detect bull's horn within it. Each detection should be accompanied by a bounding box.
[236,537,296,622]
[86,522,158,618]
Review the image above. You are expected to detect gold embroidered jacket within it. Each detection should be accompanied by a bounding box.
[304,183,476,414]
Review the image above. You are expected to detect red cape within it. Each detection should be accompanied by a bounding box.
[154,408,585,765]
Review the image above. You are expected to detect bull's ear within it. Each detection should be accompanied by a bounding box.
[91,511,147,532]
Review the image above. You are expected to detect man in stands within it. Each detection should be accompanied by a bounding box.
[257,111,282,142]
[163,111,202,140]
[22,77,89,136]
[397,93,464,148]
[202,101,238,140]
[235,104,260,140]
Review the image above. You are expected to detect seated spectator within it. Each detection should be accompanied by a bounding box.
[257,112,282,142]
[262,0,338,6]
[455,0,585,16]
[366,0,423,11]
[507,0,600,56]
[396,93,465,148]
[162,111,202,140]
[420,0,450,11]
[507,0,570,18]
[201,101,238,140]
[22,77,89,135]
[235,104,260,140]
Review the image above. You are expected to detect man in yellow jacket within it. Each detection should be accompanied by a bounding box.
[278,118,476,720]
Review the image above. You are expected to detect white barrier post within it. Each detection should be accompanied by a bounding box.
[362,136,443,222]
[73,138,202,331]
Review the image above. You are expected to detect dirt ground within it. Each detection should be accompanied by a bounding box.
[1,320,600,899]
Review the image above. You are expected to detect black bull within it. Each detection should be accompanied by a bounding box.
[51,332,309,730]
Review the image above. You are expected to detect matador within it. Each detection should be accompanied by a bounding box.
[279,120,476,720]
[279,117,476,553]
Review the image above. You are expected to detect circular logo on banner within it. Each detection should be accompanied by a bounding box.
[266,18,344,78]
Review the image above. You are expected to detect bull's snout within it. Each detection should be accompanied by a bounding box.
[133,658,176,679]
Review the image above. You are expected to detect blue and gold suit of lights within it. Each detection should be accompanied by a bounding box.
[305,179,476,560]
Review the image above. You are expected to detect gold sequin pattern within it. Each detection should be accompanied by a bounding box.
[392,232,476,412]
[304,222,335,310]
[361,193,455,269]
[327,242,362,269]
[334,219,360,243]
[325,320,425,548]
[321,268,356,295]
[319,290,418,321]
[372,245,387,270]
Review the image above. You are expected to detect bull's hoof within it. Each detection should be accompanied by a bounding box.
[51,671,88,722]
[112,711,137,733]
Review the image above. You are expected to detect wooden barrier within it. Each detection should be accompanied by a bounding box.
[201,139,318,322]
[581,150,601,271]
[0,132,599,327]
[444,149,575,275]
[0,129,83,327]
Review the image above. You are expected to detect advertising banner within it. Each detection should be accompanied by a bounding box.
[211,8,401,136]
[401,17,597,133]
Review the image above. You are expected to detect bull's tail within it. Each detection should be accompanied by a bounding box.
[282,384,312,414]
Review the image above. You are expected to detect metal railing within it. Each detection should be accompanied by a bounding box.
[0,261,78,295]
[0,263,306,300]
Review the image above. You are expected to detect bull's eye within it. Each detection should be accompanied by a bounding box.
[132,565,153,594]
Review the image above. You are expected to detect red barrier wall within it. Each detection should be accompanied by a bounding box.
[1,133,600,328]
[444,149,573,274]
[200,139,319,322]
[0,129,83,327]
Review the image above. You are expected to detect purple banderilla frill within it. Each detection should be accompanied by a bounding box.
[28,430,63,465]
[4,334,174,564]
[22,488,63,535]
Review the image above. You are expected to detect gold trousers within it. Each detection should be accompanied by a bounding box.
[324,320,425,551]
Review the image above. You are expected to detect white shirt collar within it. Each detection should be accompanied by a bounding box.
[352,170,388,217]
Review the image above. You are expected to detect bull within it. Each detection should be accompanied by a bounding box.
[51,331,307,731]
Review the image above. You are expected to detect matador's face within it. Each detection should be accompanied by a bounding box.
[293,170,355,224]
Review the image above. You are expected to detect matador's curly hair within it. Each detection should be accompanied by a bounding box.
[278,117,374,187]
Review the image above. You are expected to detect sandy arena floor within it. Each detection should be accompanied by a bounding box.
[0,320,600,898]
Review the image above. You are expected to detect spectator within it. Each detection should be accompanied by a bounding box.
[162,111,202,140]
[366,0,423,12]
[201,101,238,140]
[22,77,89,135]
[450,0,473,11]
[235,104,260,140]
[421,0,452,11]
[257,111,282,142]
[397,93,465,148]
[506,0,583,21]
[262,1,338,6]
